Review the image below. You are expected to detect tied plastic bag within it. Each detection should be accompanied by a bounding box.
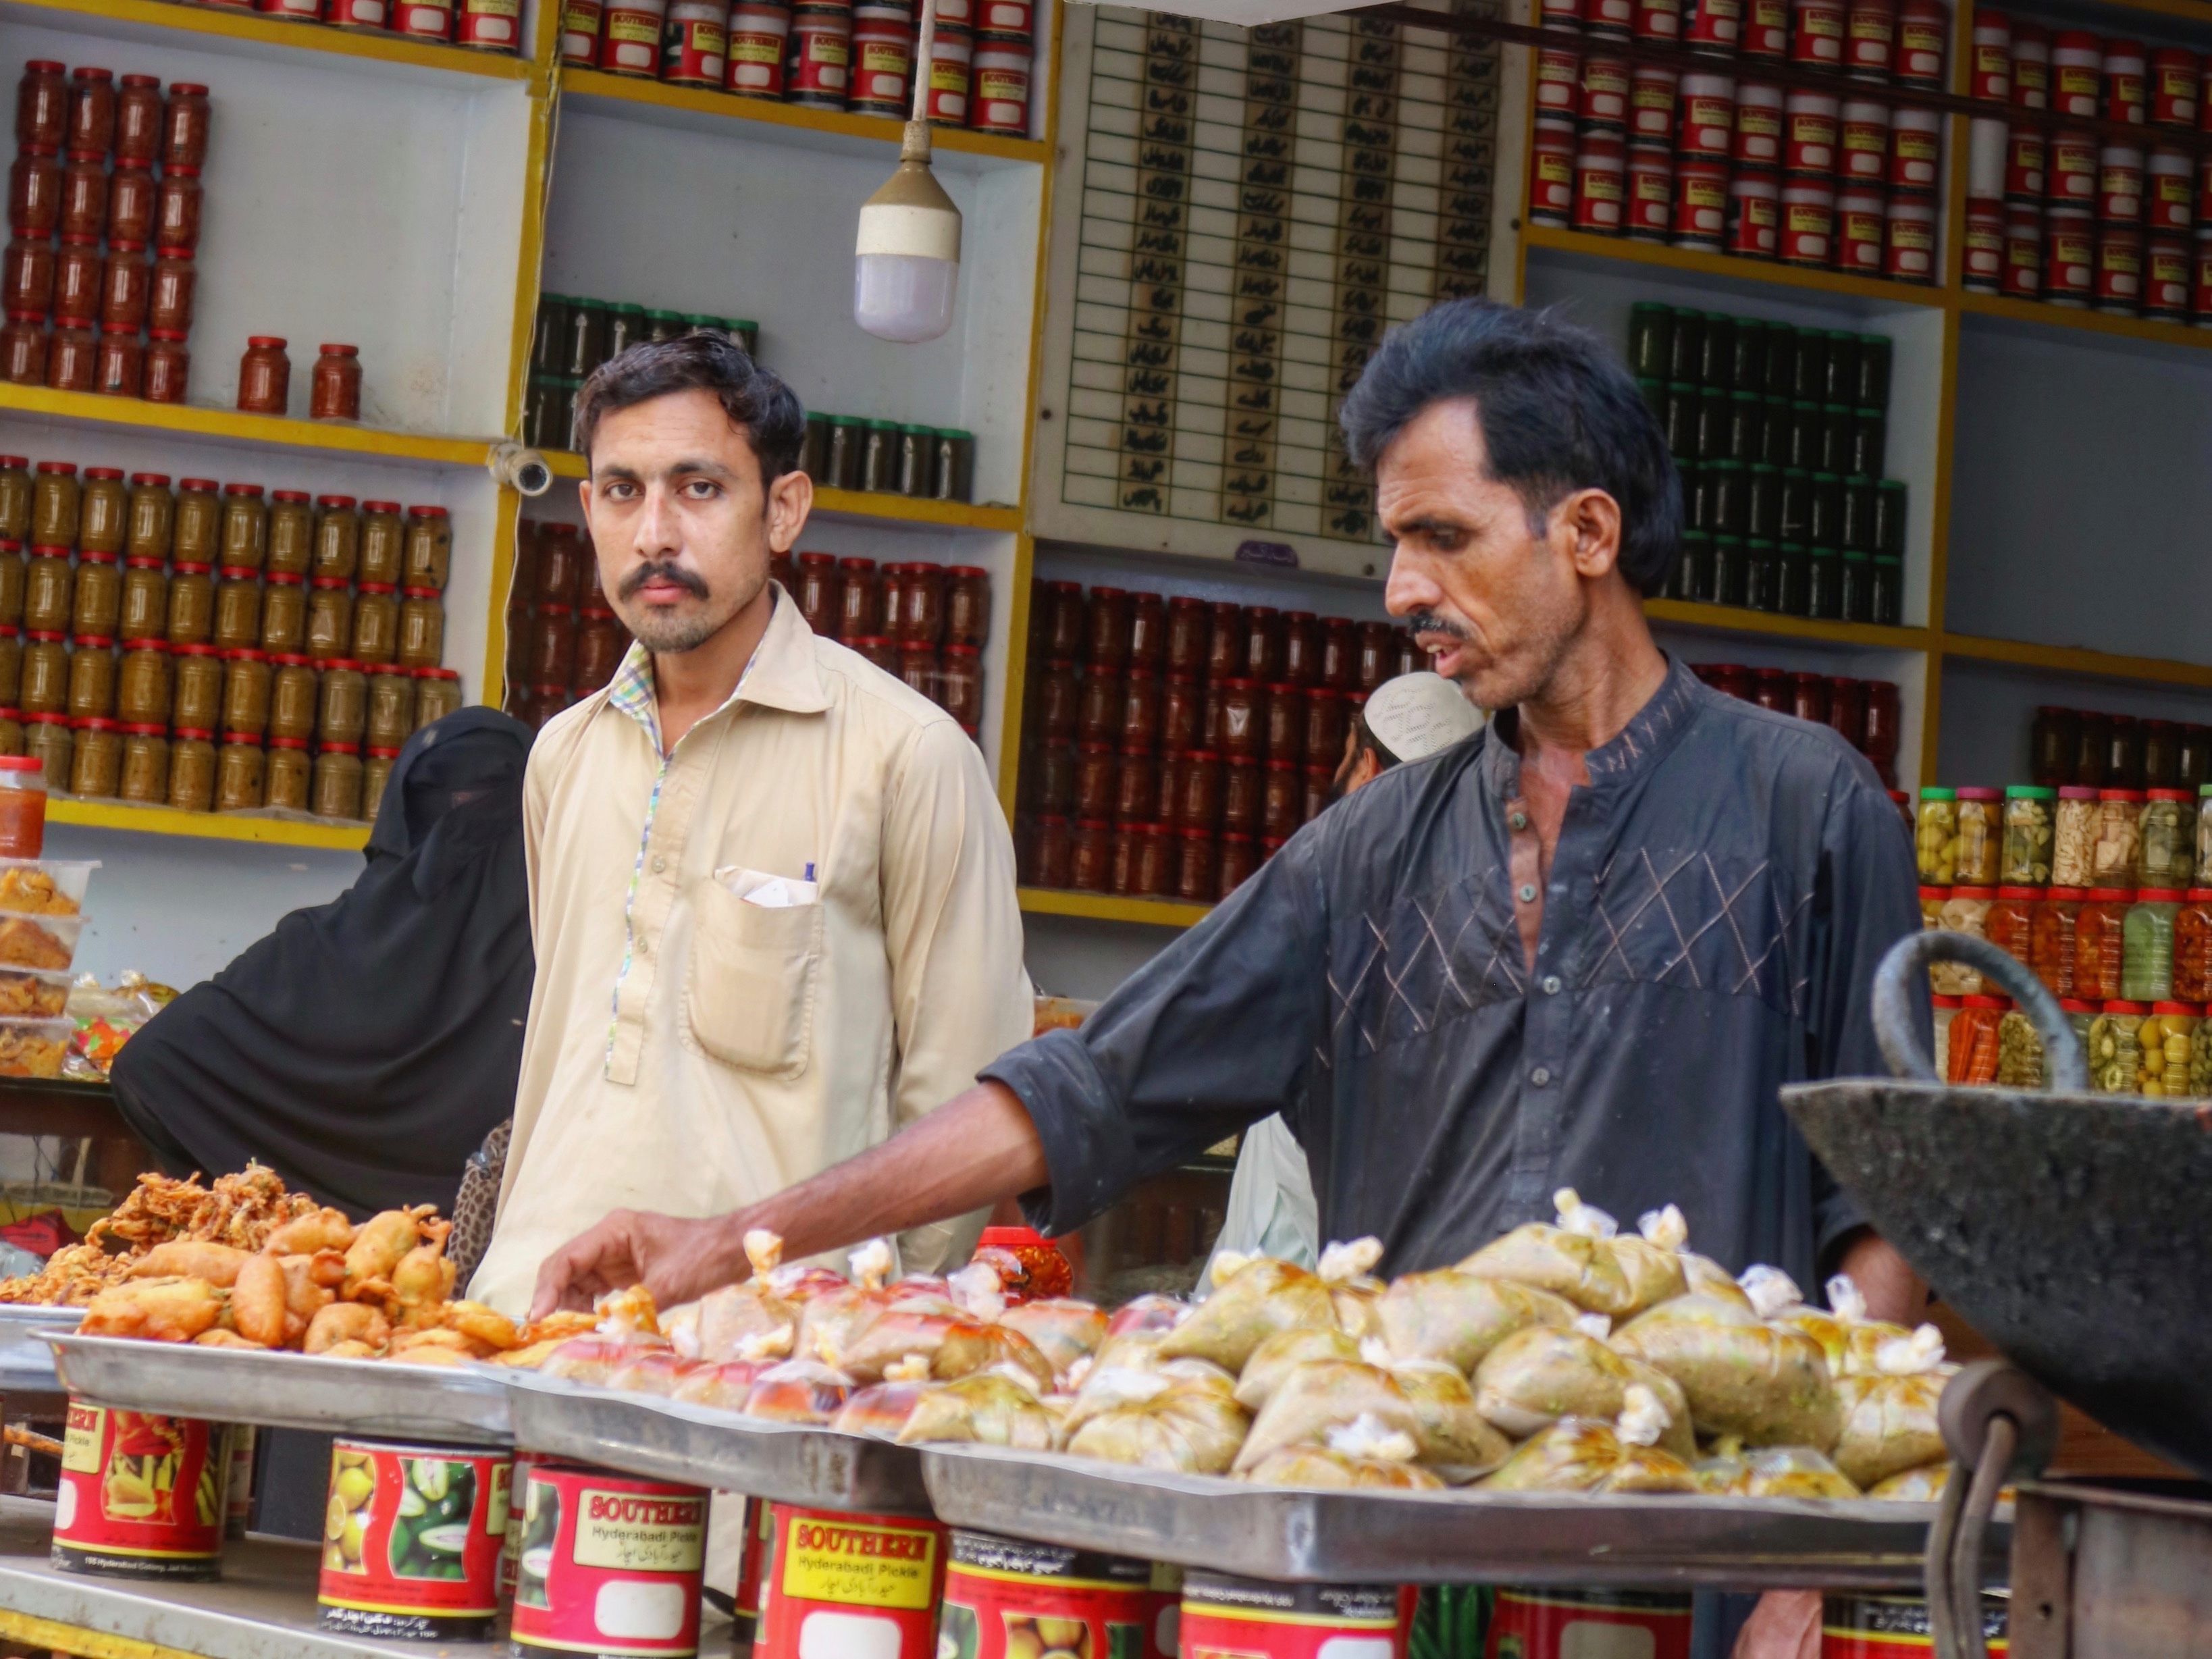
[1062,1368,1250,1474]
[1373,1269,1578,1373]
[834,1311,1056,1394]
[1232,1359,1422,1474]
[1471,1319,1696,1460]
[1692,1442,1861,1498]
[1242,1415,1447,1491]
[998,1298,1109,1384]
[1460,1189,1700,1317]
[1106,1294,1188,1337]
[1384,1354,1515,1479]
[1831,1325,1955,1490]
[65,970,174,1078]
[1868,1463,1951,1502]
[830,1371,937,1439]
[895,1372,1057,1449]
[1612,1278,1842,1451]
[1319,1238,1388,1340]
[667,1232,801,1362]
[1233,1327,1362,1411]
[1480,1386,1697,1494]
[1780,1275,1916,1379]
[1157,1255,1336,1373]
[1608,1206,1691,1313]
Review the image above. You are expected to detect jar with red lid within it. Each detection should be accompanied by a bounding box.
[1028,743,1074,816]
[526,602,573,687]
[1076,670,1120,745]
[117,639,169,727]
[144,330,188,404]
[1132,822,1172,897]
[43,323,94,392]
[534,523,583,604]
[1125,590,1163,672]
[99,244,150,334]
[1121,673,1160,749]
[92,329,139,398]
[1217,835,1257,897]
[1354,622,1392,691]
[1161,673,1201,752]
[67,67,113,157]
[1070,818,1113,892]
[65,636,114,720]
[2171,889,2212,1001]
[1085,587,1128,668]
[311,345,361,422]
[1303,765,1334,823]
[59,155,106,242]
[1303,687,1346,762]
[1243,607,1282,681]
[1217,679,1263,761]
[2074,888,2133,1001]
[107,165,154,244]
[571,608,622,691]
[1317,616,1353,688]
[167,641,218,730]
[16,63,65,153]
[1263,683,1303,763]
[1174,828,1217,902]
[833,558,876,640]
[237,337,290,416]
[115,74,161,167]
[1073,742,1116,820]
[1029,814,1071,887]
[1,240,51,318]
[7,151,59,240]
[1032,659,1077,743]
[0,315,43,387]
[1989,885,2038,965]
[162,85,210,170]
[155,169,201,254]
[1221,759,1263,836]
[1165,596,1207,677]
[1205,602,1243,681]
[1042,581,1084,659]
[793,551,837,633]
[1261,760,1301,841]
[149,249,194,336]
[939,643,981,729]
[2031,886,2084,995]
[16,633,63,718]
[1278,612,1319,685]
[1170,749,1221,831]
[899,563,945,647]
[1113,745,1157,823]
[52,240,99,328]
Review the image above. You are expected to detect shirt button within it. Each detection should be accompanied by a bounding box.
[1531,1066,1552,1086]
[652,855,668,874]
[1542,975,1562,995]
[1510,812,1529,831]
[1519,884,1537,903]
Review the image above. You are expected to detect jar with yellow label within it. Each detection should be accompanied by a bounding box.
[260,573,305,654]
[118,723,166,804]
[0,459,29,542]
[351,583,398,664]
[18,633,65,718]
[167,727,214,811]
[397,587,443,670]
[413,665,461,729]
[118,558,165,642]
[64,635,113,720]
[126,472,172,561]
[78,467,125,555]
[366,666,413,751]
[69,715,120,797]
[265,735,309,812]
[359,501,404,586]
[0,542,23,629]
[70,551,120,639]
[221,648,269,737]
[363,744,398,820]
[22,554,69,636]
[212,567,260,652]
[215,732,263,811]
[318,658,367,747]
[219,483,266,571]
[0,627,18,708]
[172,479,219,565]
[29,460,75,551]
[312,496,358,583]
[166,562,213,646]
[402,505,450,591]
[269,655,317,743]
[313,741,363,820]
[117,640,169,727]
[267,490,313,577]
[171,642,221,731]
[24,713,68,791]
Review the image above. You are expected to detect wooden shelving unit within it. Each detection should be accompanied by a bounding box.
[0,384,498,468]
[1019,888,1213,929]
[0,0,537,82]
[47,799,370,851]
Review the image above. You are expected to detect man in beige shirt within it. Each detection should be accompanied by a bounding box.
[467,331,1032,1317]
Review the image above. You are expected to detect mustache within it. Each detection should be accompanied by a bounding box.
[1405,610,1471,642]
[618,559,711,601]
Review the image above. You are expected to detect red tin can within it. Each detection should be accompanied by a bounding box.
[2145,235,2190,315]
[1634,0,1681,42]
[756,1504,945,1659]
[1536,33,1583,117]
[1845,0,1893,75]
[939,1532,1149,1659]
[2003,200,2043,296]
[319,1438,509,1641]
[560,0,604,63]
[394,0,455,38]
[1840,96,1889,181]
[325,0,392,24]
[1885,190,1937,281]
[2192,228,2212,321]
[1961,200,2003,288]
[970,38,1032,134]
[1183,1575,1404,1659]
[2011,21,2048,109]
[1588,0,1633,36]
[1970,9,2009,103]
[850,11,915,113]
[2149,145,2192,232]
[2051,128,2098,205]
[2045,206,2095,303]
[512,1465,708,1658]
[2006,122,2047,199]
[457,0,522,47]
[1728,167,1781,255]
[2104,38,2147,126]
[2099,141,2145,223]
[1488,1589,1692,1659]
[728,3,791,97]
[1674,157,1731,245]
[1529,120,1576,223]
[662,2,729,86]
[1678,70,1736,155]
[2095,221,2144,311]
[1743,0,1788,56]
[1579,51,1631,124]
[2053,31,2101,120]
[1683,0,1741,53]
[1542,0,1583,26]
[1629,63,1678,138]
[922,22,970,121]
[2152,46,2196,127]
[787,11,853,105]
[1572,128,1627,232]
[1791,0,1845,66]
[1627,143,1675,238]
[1780,177,1835,265]
[1785,87,1839,173]
[53,1402,226,1581]
[1735,78,1783,163]
[1889,105,1941,191]
[1893,0,1943,84]
[1839,185,1888,271]
[600,0,669,74]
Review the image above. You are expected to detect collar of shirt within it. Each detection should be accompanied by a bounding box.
[1479,653,1707,807]
[604,583,831,754]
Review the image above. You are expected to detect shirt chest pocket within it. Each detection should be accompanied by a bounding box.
[685,875,824,1077]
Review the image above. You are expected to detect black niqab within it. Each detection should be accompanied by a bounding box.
[111,709,535,1217]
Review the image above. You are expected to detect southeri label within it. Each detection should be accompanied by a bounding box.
[573,1488,706,1574]
[781,1517,941,1609]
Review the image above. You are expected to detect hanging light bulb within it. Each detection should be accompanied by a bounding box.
[854,0,961,342]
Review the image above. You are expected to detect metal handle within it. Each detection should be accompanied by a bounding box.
[1872,930,2089,1093]
[1926,1363,2059,1659]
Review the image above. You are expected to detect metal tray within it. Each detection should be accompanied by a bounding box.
[0,1307,77,1395]
[504,1371,931,1515]
[920,1445,2005,1590]
[46,1333,512,1443]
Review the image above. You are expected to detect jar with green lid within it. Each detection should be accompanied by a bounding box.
[351,583,398,664]
[637,308,681,344]
[212,568,260,652]
[166,562,212,646]
[172,644,221,732]
[63,637,111,719]
[2123,890,2184,1001]
[860,421,897,494]
[117,558,165,641]
[126,473,172,561]
[29,461,75,550]
[1995,1008,2044,1088]
[269,656,317,743]
[397,587,443,669]
[18,633,65,717]
[22,555,68,635]
[172,479,219,564]
[118,725,166,805]
[219,484,266,571]
[2002,785,2055,885]
[312,496,358,582]
[117,641,169,726]
[306,579,352,661]
[413,666,460,728]
[2140,788,2197,887]
[77,468,125,554]
[0,544,22,629]
[1954,787,2002,885]
[318,659,367,747]
[367,666,413,749]
[68,716,119,797]
[401,506,450,591]
[358,503,404,586]
[267,491,313,577]
[1916,787,1958,882]
[220,649,269,737]
[2088,1001,2147,1092]
[215,733,263,811]
[0,458,29,542]
[0,629,18,708]
[604,302,646,360]
[24,714,68,792]
[824,417,863,491]
[311,743,363,820]
[265,736,310,812]
[896,425,932,497]
[167,729,214,811]
[70,552,120,638]
[2140,1004,2199,1097]
[260,573,305,654]
[933,429,974,503]
[363,746,398,820]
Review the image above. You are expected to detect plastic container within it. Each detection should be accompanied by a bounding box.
[1915,786,1957,881]
[2031,886,2084,997]
[2074,888,2134,1002]
[2124,889,2185,1001]
[0,907,84,970]
[1955,787,2003,884]
[2088,1000,2147,1093]
[2140,787,2197,887]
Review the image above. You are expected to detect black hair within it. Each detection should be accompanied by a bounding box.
[1351,711,1401,771]
[571,330,808,484]
[1338,298,1683,595]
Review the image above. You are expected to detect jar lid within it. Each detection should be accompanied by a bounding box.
[2139,888,2186,900]
[2103,999,2151,1013]
[2086,887,2134,899]
[946,564,989,577]
[2057,998,2096,1013]
[223,482,265,496]
[2101,788,2147,801]
[27,544,70,559]
[357,583,398,595]
[70,67,113,81]
[2048,886,2086,899]
[309,576,350,589]
[266,572,303,585]
[2149,787,2192,801]
[128,473,171,488]
[945,643,979,658]
[369,661,411,675]
[172,727,212,739]
[2003,784,2055,799]
[0,756,37,772]
[32,461,74,475]
[222,648,267,661]
[220,731,261,744]
[24,631,63,643]
[2155,1001,2203,1016]
[1917,884,1948,899]
[937,427,974,441]
[361,500,402,512]
[217,565,258,580]
[82,467,122,480]
[315,494,357,508]
[22,713,64,727]
[1951,885,1996,897]
[400,586,440,599]
[1996,885,2041,898]
[317,344,359,357]
[1919,786,1956,801]
[79,716,117,732]
[76,550,115,564]
[837,556,876,571]
[409,505,450,519]
[535,600,571,614]
[179,478,218,492]
[1961,994,2009,1009]
[1957,786,2002,800]
[173,561,211,575]
[272,490,310,504]
[797,552,836,566]
[2059,785,2099,798]
[245,336,286,350]
[21,61,60,73]
[120,723,165,736]
[122,637,168,651]
[418,667,459,681]
[367,746,402,759]
[268,736,308,751]
[326,658,365,672]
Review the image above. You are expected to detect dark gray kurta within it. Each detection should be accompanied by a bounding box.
[990,655,1924,1287]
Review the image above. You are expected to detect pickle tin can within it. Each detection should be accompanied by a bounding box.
[394,0,456,39]
[325,0,391,26]
[1820,1591,2007,1654]
[1727,167,1781,258]
[1673,156,1729,247]
[500,1450,556,1604]
[318,1436,510,1641]
[733,1496,768,1640]
[562,0,606,64]
[924,24,974,123]
[787,12,853,108]
[512,1463,710,1659]
[756,1503,948,1659]
[224,1425,255,1541]
[1627,143,1674,240]
[459,0,524,48]
[1182,1571,1403,1659]
[1143,1564,1182,1659]
[729,2,793,97]
[937,1530,1150,1659]
[970,37,1034,135]
[2145,234,2189,315]
[662,1,729,84]
[602,0,670,75]
[1486,1589,1691,1659]
[51,1400,226,1581]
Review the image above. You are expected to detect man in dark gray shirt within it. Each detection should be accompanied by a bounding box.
[532,295,1923,1339]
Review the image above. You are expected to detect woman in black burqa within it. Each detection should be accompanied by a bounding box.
[109,708,533,1223]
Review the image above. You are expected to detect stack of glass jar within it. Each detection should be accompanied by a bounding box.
[1918,774,2212,1097]
[801,409,976,504]
[561,0,1035,138]
[183,0,523,50]
[0,458,461,821]
[2026,702,2212,790]
[1631,307,1907,627]
[1689,663,1901,784]
[1529,0,1948,280]
[1014,580,1427,904]
[1957,16,2209,319]
[525,298,758,455]
[781,550,988,733]
[505,519,631,729]
[3,62,208,400]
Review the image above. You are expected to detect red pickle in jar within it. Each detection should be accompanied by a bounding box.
[1126,591,1164,673]
[155,169,202,255]
[1113,746,1156,823]
[1,240,51,317]
[16,63,65,154]
[1076,672,1120,745]
[7,151,59,240]
[45,325,95,394]
[1206,604,1242,680]
[1086,588,1128,668]
[115,76,161,167]
[311,345,361,422]
[100,245,149,333]
[237,338,290,417]
[59,156,106,243]
[67,68,113,157]
[162,86,210,171]
[143,332,187,404]
[946,566,988,648]
[149,249,194,336]
[51,239,99,328]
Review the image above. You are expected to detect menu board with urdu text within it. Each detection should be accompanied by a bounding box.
[1029,1,1524,579]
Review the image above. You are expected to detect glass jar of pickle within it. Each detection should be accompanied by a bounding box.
[0,627,18,708]
[2074,888,2133,1003]
[167,727,214,812]
[260,572,305,654]
[172,642,221,731]
[264,735,309,812]
[1953,787,2002,885]
[396,587,442,669]
[165,561,212,646]
[219,482,266,571]
[267,490,313,577]
[18,631,64,717]
[413,666,460,729]
[401,506,450,590]
[2190,1012,2212,1099]
[1931,994,1959,1079]
[1931,886,1993,995]
[23,713,68,792]
[2176,889,2212,1003]
[215,732,263,811]
[1989,886,2037,966]
[0,459,29,542]
[1995,1007,2045,1089]
[306,577,352,662]
[1918,883,1946,932]
[69,550,119,638]
[363,745,398,821]
[311,496,358,582]
[1947,994,2005,1084]
[2092,789,2145,887]
[312,742,363,820]
[117,557,165,641]
[125,472,171,561]
[220,649,269,737]
[2088,1000,2147,1093]
[0,709,26,758]
[77,467,124,554]
[116,639,168,726]
[172,479,218,564]
[2140,787,2198,888]
[64,636,112,719]
[367,667,413,751]
[118,723,166,805]
[212,567,259,652]
[351,583,398,664]
[29,460,75,550]
[267,655,317,743]
[318,659,367,747]
[2140,1003,2200,1097]
[0,543,22,629]
[358,502,404,586]
[2001,785,2055,885]
[2123,889,2185,1001]
[21,553,69,635]
[68,715,118,797]
[2031,886,2084,997]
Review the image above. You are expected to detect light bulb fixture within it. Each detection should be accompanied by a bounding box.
[854,0,961,342]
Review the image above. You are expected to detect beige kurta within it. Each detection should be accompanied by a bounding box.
[468,587,1033,1315]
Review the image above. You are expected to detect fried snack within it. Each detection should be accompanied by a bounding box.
[264,1209,356,1256]
[0,916,70,971]
[1233,1327,1362,1412]
[1612,1294,1842,1451]
[833,1378,937,1440]
[1481,1389,1698,1495]
[1158,1257,1334,1373]
[304,1302,391,1356]
[1105,1294,1187,1338]
[0,866,78,914]
[1373,1270,1577,1373]
[193,1329,267,1350]
[1390,1361,1514,1477]
[441,1300,521,1356]
[744,1359,853,1423]
[998,1298,1109,1382]
[1458,1190,1636,1316]
[230,1255,289,1348]
[896,1373,1057,1449]
[0,1022,67,1078]
[1232,1361,1421,1474]
[128,1241,249,1287]
[0,970,65,1017]
[390,1234,458,1328]
[80,1277,223,1342]
[342,1209,427,1299]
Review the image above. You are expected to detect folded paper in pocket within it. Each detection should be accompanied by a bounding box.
[715,866,820,909]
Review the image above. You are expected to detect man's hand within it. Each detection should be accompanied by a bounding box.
[1733,1591,1820,1659]
[530,1209,743,1321]
[1835,1229,1925,1327]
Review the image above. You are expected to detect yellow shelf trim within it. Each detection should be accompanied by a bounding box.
[1,0,533,82]
[0,1606,209,1659]
[1643,600,1932,653]
[49,799,370,851]
[1524,225,1947,309]
[1941,633,2212,691]
[0,385,495,468]
[1019,887,1210,929]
